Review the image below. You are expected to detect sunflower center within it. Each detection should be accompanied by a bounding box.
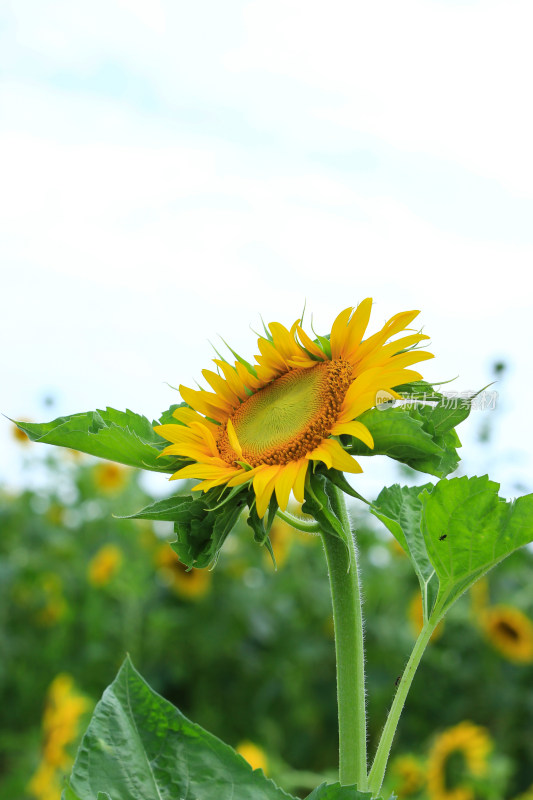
[496,620,520,641]
[217,359,353,467]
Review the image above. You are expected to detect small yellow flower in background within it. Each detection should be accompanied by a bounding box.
[389,537,407,558]
[155,545,211,600]
[36,574,67,627]
[479,605,533,664]
[427,721,492,800]
[408,593,444,642]
[92,461,128,493]
[390,754,426,797]
[88,544,123,587]
[264,518,293,568]
[236,740,268,773]
[155,301,432,518]
[12,421,31,444]
[469,577,490,616]
[28,674,90,800]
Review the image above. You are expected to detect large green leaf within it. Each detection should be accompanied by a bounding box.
[345,390,471,478]
[12,408,185,473]
[371,483,437,620]
[421,476,533,613]
[372,477,533,620]
[63,657,293,800]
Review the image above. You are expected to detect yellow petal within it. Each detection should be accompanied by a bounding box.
[308,438,362,474]
[341,298,373,360]
[292,459,308,503]
[268,321,300,360]
[170,463,238,482]
[202,369,241,408]
[188,422,220,457]
[226,418,243,459]
[213,360,250,401]
[253,465,281,518]
[296,325,326,359]
[274,460,302,511]
[330,307,353,360]
[227,466,262,487]
[179,385,230,423]
[329,420,374,449]
[356,332,430,369]
[160,443,213,460]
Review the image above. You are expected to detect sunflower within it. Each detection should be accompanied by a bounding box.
[264,517,294,568]
[390,754,426,797]
[236,740,269,773]
[88,544,123,587]
[12,421,31,444]
[155,301,432,518]
[408,593,444,642]
[427,721,492,800]
[155,545,212,599]
[93,461,128,493]
[479,604,533,664]
[28,675,90,800]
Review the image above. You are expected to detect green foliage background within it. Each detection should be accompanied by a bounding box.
[1,435,533,797]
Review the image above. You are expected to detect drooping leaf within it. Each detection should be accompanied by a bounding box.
[116,495,192,521]
[64,657,293,800]
[322,468,370,505]
[305,783,375,799]
[170,489,247,569]
[371,483,437,620]
[345,387,472,478]
[12,409,185,473]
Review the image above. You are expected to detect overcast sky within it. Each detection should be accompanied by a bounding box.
[2,0,532,499]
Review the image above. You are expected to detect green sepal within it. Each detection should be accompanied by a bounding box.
[12,408,186,473]
[246,492,279,565]
[156,402,189,426]
[115,495,192,522]
[305,783,375,799]
[310,321,332,359]
[219,336,259,378]
[345,386,472,478]
[302,471,348,552]
[321,467,370,505]
[171,488,247,569]
[63,656,293,800]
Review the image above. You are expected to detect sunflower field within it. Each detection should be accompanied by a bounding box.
[2,414,533,800]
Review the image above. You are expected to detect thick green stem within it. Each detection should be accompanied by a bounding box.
[367,613,440,796]
[320,488,367,789]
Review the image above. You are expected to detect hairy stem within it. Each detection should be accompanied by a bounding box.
[320,488,367,789]
[367,612,440,795]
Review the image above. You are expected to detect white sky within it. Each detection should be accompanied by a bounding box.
[1,0,532,499]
